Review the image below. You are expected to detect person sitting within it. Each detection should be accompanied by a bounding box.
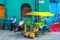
[14,18,24,32]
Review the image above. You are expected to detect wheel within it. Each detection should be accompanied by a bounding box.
[30,37,33,39]
[24,35,28,38]
[29,32,35,38]
[24,32,30,37]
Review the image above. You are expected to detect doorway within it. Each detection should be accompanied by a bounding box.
[0,4,5,18]
[21,3,31,18]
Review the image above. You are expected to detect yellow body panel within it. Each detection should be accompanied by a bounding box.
[34,27,39,32]
[24,24,26,33]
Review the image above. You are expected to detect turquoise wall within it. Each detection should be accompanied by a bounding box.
[6,0,35,27]
[6,0,49,23]
[39,0,50,29]
[49,0,60,24]
[39,0,49,12]
[0,0,4,4]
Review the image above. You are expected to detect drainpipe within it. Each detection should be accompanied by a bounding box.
[35,0,39,22]
[4,0,8,30]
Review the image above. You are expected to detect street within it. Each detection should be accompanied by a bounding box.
[0,30,60,40]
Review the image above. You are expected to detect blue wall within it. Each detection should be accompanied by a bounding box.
[49,0,60,24]
[49,3,56,24]
[57,0,60,10]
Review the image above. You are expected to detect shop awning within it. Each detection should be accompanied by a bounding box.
[26,12,55,17]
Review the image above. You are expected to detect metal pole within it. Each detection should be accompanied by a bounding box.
[4,0,8,30]
[35,0,39,22]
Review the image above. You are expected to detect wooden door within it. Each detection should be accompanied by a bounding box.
[0,4,5,18]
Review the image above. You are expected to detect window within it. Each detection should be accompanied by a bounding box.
[0,4,5,18]
[50,0,58,3]
[39,0,44,3]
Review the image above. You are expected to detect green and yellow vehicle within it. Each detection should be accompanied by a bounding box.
[23,12,55,38]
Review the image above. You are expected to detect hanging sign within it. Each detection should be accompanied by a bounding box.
[39,0,44,3]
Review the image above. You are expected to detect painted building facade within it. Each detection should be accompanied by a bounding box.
[5,0,49,23]
[0,0,60,29]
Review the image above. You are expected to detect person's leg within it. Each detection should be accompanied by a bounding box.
[13,23,16,30]
[39,27,44,33]
[14,26,21,32]
[43,26,46,32]
[14,28,19,32]
[10,24,13,31]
